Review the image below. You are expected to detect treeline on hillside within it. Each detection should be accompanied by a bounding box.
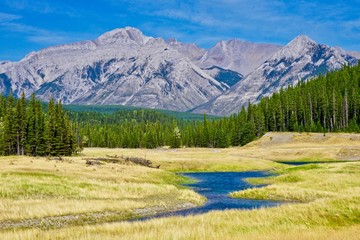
[2,63,359,153]
[68,110,192,148]
[69,63,360,149]
[68,107,262,149]
[0,93,75,156]
[250,63,360,133]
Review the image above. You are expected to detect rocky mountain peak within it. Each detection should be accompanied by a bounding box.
[0,27,226,111]
[218,39,248,48]
[1,28,359,116]
[192,35,358,116]
[167,39,206,62]
[277,35,317,58]
[213,39,245,52]
[289,35,316,45]
[166,38,178,44]
[96,27,151,45]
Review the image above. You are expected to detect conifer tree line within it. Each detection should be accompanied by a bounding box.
[70,63,360,149]
[0,93,76,156]
[1,63,359,152]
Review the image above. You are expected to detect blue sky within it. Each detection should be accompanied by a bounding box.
[1,0,360,61]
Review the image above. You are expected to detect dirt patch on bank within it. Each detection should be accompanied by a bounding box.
[241,132,360,161]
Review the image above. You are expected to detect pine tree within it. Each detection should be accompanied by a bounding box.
[170,125,181,148]
[201,114,210,147]
[15,92,27,155]
[3,92,16,155]
[26,93,37,155]
[35,99,48,156]
[239,122,256,146]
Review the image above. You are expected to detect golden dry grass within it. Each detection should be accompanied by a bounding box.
[4,161,359,240]
[0,156,203,225]
[1,132,360,239]
[231,162,360,202]
[81,147,282,172]
[241,132,360,162]
[4,194,359,239]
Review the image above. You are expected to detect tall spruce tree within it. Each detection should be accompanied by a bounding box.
[15,92,27,155]
[3,92,16,155]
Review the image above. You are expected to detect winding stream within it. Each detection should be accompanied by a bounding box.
[144,171,282,219]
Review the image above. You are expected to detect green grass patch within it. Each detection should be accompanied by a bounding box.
[231,162,360,203]
[279,164,321,173]
[0,171,81,199]
[243,176,275,185]
[152,171,191,186]
[1,170,189,200]
[276,174,303,183]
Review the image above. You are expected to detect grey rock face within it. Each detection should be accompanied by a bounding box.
[196,39,282,76]
[0,27,226,111]
[1,28,359,115]
[193,35,358,115]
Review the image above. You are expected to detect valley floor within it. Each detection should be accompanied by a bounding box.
[1,132,359,239]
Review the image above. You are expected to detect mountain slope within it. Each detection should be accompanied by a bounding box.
[347,51,360,59]
[193,36,358,115]
[196,39,282,76]
[167,38,206,62]
[201,66,244,87]
[1,29,359,115]
[0,27,227,111]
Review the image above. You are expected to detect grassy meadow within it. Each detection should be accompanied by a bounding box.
[0,155,204,229]
[1,132,360,239]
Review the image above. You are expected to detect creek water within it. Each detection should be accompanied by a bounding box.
[277,161,350,165]
[143,171,282,220]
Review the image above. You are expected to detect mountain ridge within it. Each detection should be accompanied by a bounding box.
[196,39,282,76]
[0,27,359,115]
[0,27,227,112]
[192,35,358,115]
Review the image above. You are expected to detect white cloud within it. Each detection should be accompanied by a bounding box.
[0,12,22,23]
[3,0,81,17]
[0,21,84,45]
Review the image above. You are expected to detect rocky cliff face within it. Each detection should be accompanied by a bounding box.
[0,27,227,111]
[1,28,359,115]
[196,39,282,76]
[192,35,358,115]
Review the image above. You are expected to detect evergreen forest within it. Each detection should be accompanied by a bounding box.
[1,63,360,155]
[70,63,360,149]
[0,93,76,156]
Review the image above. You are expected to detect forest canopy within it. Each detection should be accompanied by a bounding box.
[0,93,75,156]
[1,63,359,155]
[69,63,360,149]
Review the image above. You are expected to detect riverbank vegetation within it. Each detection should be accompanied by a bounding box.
[231,161,360,202]
[1,132,360,239]
[0,154,204,231]
[1,148,358,239]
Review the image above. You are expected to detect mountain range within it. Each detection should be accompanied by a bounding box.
[0,27,358,115]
